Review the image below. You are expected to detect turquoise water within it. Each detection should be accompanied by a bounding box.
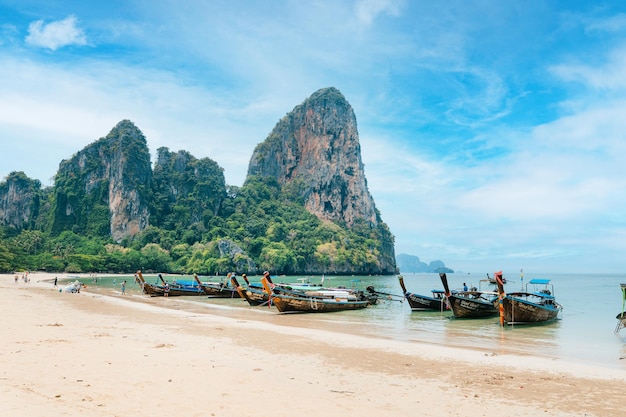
[72,272,626,369]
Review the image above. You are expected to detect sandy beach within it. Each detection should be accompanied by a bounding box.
[1,272,625,417]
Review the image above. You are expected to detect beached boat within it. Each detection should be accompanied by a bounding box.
[233,273,379,307]
[135,271,205,297]
[494,272,562,325]
[230,274,317,307]
[439,273,498,318]
[614,283,626,334]
[397,275,450,311]
[193,273,242,298]
[231,275,271,306]
[269,290,371,313]
[362,284,404,304]
[260,276,372,313]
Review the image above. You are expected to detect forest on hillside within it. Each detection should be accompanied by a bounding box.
[0,174,394,276]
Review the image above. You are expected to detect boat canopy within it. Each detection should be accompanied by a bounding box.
[528,278,551,285]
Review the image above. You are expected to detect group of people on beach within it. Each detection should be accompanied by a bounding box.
[14,272,30,284]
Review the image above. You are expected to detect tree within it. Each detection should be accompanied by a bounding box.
[0,241,14,272]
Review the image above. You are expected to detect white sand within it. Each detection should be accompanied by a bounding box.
[1,272,625,417]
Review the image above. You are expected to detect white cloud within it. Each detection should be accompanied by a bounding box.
[354,0,403,26]
[551,43,626,90]
[0,23,19,46]
[25,15,87,51]
[585,13,626,33]
[0,55,281,187]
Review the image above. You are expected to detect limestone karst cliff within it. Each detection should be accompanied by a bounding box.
[0,172,42,230]
[1,88,397,275]
[51,120,151,242]
[248,87,379,227]
[151,147,227,229]
[247,87,396,273]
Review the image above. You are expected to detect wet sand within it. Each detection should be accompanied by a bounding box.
[1,272,625,416]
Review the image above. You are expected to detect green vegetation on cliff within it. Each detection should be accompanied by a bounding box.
[0,88,396,275]
[0,173,395,275]
[150,147,226,232]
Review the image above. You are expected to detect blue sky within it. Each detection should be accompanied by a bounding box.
[1,0,626,274]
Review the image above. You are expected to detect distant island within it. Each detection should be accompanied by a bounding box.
[395,253,454,273]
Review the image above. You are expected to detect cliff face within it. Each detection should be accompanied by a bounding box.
[2,91,397,275]
[51,120,151,242]
[150,147,226,228]
[248,87,379,227]
[247,87,396,273]
[0,172,42,229]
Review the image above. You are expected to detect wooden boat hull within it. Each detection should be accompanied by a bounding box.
[404,292,448,311]
[230,276,271,306]
[134,272,205,297]
[270,294,370,313]
[447,294,498,318]
[140,282,205,297]
[254,276,372,312]
[501,296,561,324]
[398,275,447,311]
[241,287,375,308]
[244,287,271,306]
[616,312,626,333]
[615,283,626,333]
[493,273,562,325]
[201,283,242,298]
[438,272,497,318]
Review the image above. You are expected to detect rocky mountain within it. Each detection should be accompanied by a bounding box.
[248,87,379,227]
[247,87,395,273]
[0,172,43,230]
[150,147,226,229]
[50,120,151,242]
[396,253,454,273]
[0,87,397,275]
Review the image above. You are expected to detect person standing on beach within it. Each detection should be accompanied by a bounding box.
[164,283,170,297]
[121,280,126,295]
[54,277,58,287]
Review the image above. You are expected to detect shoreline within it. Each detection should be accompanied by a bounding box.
[2,272,626,416]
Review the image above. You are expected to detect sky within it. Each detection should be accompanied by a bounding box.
[1,0,626,275]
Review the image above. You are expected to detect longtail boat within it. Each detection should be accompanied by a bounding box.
[234,273,379,307]
[260,276,372,313]
[193,273,241,298]
[135,271,205,296]
[231,275,270,306]
[397,275,450,311]
[494,272,562,325]
[364,285,403,304]
[439,272,498,318]
[615,284,626,334]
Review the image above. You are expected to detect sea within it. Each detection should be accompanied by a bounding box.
[70,271,626,370]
